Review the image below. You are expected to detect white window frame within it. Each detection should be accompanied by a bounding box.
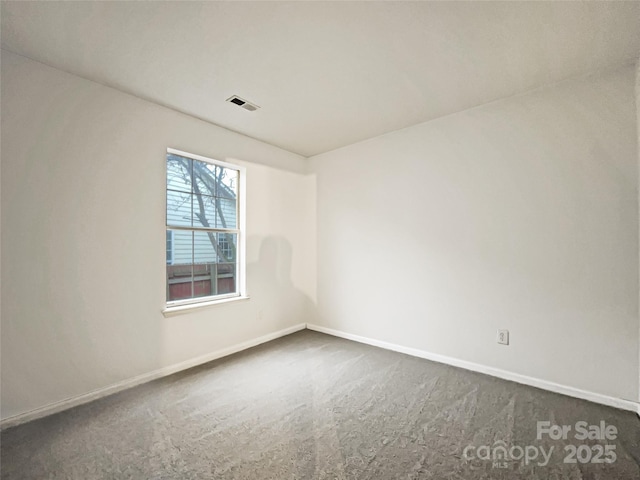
[164,147,247,311]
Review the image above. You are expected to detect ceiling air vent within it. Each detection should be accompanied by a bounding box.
[226,95,260,112]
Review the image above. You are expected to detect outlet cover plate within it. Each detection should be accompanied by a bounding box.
[497,329,509,345]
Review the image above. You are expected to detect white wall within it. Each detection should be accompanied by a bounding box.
[2,49,637,420]
[310,65,639,403]
[0,51,316,420]
[636,57,640,405]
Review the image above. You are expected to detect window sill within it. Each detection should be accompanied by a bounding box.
[162,295,250,317]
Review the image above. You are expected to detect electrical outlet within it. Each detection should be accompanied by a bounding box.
[497,329,509,345]
[257,309,263,320]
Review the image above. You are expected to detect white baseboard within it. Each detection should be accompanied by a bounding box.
[0,323,306,430]
[306,323,640,414]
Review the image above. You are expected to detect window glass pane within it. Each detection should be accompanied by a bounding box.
[193,160,218,197]
[193,231,218,264]
[166,231,173,265]
[216,263,236,295]
[216,231,237,294]
[192,194,217,229]
[166,230,193,301]
[216,197,237,229]
[167,190,192,227]
[216,232,237,263]
[192,231,237,298]
[193,230,216,298]
[217,167,238,200]
[166,154,192,193]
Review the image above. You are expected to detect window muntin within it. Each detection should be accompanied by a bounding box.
[165,149,243,305]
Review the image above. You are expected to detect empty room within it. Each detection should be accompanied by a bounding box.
[1,1,639,479]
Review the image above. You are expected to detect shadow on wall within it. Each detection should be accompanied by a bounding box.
[247,235,317,329]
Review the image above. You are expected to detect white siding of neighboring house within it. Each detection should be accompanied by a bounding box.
[166,164,238,266]
[170,226,237,265]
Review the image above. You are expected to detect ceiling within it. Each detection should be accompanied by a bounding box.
[2,1,639,157]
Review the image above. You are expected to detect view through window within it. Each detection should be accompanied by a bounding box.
[166,149,243,305]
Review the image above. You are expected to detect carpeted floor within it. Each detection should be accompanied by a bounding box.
[1,330,639,479]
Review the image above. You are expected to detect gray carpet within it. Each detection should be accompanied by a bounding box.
[1,330,639,479]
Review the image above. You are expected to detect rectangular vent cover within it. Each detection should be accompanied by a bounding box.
[226,95,260,112]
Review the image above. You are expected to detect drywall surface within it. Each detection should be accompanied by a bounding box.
[0,51,316,420]
[637,57,640,404]
[310,65,639,402]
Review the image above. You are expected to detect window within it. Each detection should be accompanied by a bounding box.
[166,230,174,265]
[165,148,245,306]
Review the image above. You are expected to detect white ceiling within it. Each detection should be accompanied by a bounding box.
[2,1,639,157]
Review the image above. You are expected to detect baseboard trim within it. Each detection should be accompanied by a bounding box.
[306,323,640,413]
[0,323,306,430]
